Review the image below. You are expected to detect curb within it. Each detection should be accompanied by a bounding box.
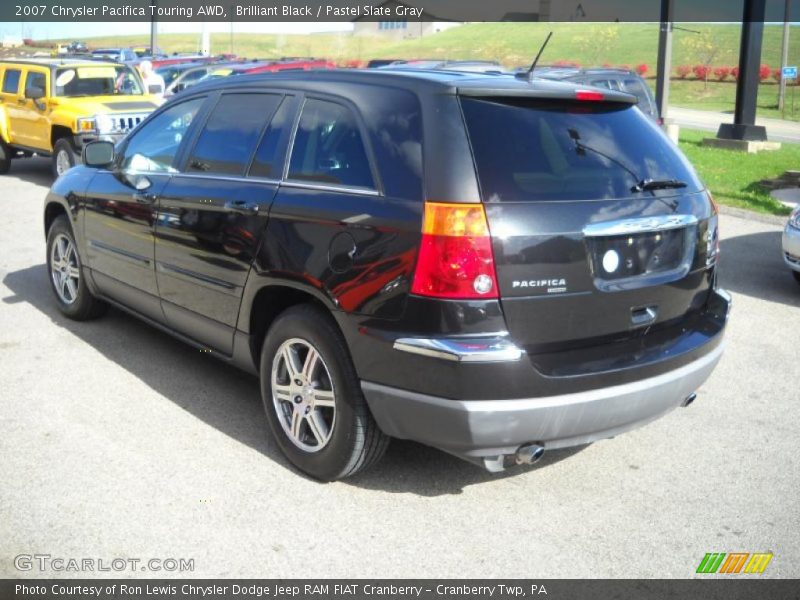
[718,205,788,226]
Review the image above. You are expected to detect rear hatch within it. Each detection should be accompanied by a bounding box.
[459,92,717,369]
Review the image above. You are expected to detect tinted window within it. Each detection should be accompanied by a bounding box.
[250,97,293,178]
[622,78,654,113]
[460,97,702,202]
[590,79,617,91]
[357,89,422,200]
[181,69,207,84]
[187,93,281,176]
[288,98,374,189]
[122,97,204,172]
[2,69,21,94]
[25,71,46,96]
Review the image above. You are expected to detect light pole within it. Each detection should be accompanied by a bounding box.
[150,1,158,54]
[778,0,791,112]
[655,0,674,120]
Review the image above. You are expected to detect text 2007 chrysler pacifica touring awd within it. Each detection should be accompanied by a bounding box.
[42,69,730,480]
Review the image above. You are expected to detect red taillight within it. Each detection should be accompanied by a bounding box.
[411,202,499,299]
[575,90,605,102]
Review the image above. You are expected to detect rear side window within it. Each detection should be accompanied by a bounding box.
[249,97,293,179]
[2,69,21,94]
[187,93,282,176]
[460,97,702,202]
[25,71,46,96]
[288,98,375,189]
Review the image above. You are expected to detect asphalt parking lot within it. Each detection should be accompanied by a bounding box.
[1,157,798,579]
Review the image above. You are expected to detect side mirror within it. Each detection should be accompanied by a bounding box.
[148,84,162,95]
[83,141,115,168]
[25,86,45,100]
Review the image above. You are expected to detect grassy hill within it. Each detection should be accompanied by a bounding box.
[51,23,800,67]
[46,22,800,120]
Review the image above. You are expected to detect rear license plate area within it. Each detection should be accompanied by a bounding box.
[588,229,685,281]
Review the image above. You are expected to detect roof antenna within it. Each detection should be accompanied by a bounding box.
[519,31,553,83]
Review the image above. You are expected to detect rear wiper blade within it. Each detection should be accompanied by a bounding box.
[632,179,687,193]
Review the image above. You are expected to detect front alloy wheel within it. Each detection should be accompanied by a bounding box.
[46,215,107,320]
[50,233,80,304]
[271,338,337,452]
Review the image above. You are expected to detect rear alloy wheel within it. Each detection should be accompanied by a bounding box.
[52,138,78,178]
[0,139,11,175]
[46,215,107,320]
[260,305,389,481]
[271,338,337,453]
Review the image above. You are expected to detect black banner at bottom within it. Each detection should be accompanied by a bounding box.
[2,580,799,600]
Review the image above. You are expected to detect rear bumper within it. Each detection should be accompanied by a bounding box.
[363,340,723,467]
[360,288,731,469]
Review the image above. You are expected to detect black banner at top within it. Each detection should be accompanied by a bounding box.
[3,0,800,23]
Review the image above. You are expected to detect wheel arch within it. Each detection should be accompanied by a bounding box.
[51,124,74,150]
[44,200,70,238]
[0,105,10,145]
[242,282,342,367]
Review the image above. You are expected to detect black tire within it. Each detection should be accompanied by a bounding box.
[260,304,389,481]
[0,139,11,175]
[46,215,107,320]
[52,138,79,178]
[793,271,800,285]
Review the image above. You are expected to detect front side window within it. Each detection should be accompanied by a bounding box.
[187,93,282,176]
[288,98,374,189]
[54,65,143,97]
[2,69,21,94]
[25,71,46,97]
[121,97,204,173]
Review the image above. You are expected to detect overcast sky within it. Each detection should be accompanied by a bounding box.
[0,22,353,40]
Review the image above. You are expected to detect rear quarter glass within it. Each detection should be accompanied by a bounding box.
[460,97,702,202]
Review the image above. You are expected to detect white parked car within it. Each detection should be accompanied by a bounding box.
[783,205,800,284]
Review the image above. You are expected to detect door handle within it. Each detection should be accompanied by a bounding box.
[17,98,26,105]
[133,192,157,205]
[224,199,259,216]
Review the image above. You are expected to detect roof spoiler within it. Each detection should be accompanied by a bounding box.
[456,85,638,104]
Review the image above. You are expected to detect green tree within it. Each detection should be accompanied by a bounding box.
[682,29,720,89]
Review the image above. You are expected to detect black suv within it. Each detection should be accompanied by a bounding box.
[43,69,729,480]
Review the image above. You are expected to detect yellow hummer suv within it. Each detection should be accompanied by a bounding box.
[0,58,159,177]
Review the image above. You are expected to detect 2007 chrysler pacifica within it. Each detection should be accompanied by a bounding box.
[42,69,730,480]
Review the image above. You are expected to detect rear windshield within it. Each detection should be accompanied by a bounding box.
[460,97,702,202]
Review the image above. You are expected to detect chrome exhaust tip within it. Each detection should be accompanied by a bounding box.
[516,443,545,465]
[682,393,697,407]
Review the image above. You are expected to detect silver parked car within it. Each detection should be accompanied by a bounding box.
[783,206,800,284]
